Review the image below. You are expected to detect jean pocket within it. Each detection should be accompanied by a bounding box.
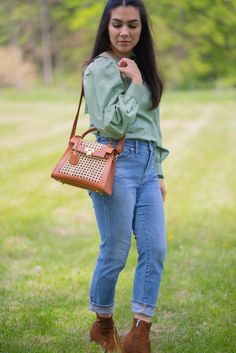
[117,147,135,161]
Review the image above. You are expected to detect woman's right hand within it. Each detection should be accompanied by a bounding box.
[117,58,142,85]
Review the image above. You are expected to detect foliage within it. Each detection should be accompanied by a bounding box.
[0,0,235,88]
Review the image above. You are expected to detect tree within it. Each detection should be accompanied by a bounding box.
[0,0,235,89]
[39,0,54,85]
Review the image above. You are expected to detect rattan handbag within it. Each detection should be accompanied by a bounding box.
[51,88,125,195]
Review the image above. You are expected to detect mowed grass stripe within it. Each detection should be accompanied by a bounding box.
[159,97,236,352]
[165,102,235,213]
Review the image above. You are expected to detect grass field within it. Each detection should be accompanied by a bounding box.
[0,88,235,353]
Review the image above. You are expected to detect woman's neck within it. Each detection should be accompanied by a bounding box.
[107,49,132,60]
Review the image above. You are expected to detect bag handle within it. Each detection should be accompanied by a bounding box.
[69,84,125,155]
[80,127,125,155]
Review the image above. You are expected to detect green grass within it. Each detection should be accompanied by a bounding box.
[0,88,235,353]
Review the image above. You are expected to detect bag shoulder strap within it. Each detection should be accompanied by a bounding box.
[69,80,125,154]
[69,84,84,140]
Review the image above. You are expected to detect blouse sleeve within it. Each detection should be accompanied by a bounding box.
[83,58,144,139]
[154,145,169,179]
[153,106,169,179]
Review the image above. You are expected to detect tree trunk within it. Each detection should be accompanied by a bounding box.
[39,0,53,85]
[10,33,25,88]
[52,29,65,88]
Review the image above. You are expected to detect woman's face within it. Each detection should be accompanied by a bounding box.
[108,6,142,58]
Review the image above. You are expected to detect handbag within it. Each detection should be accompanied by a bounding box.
[51,87,125,195]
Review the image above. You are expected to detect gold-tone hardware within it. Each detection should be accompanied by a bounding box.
[84,147,95,156]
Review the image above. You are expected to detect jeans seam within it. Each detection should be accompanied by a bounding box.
[140,149,153,184]
[132,299,155,308]
[90,300,114,308]
[93,195,111,304]
[136,207,150,302]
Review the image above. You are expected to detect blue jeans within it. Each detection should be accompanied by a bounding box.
[88,137,166,317]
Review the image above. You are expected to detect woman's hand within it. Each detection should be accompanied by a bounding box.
[118,58,142,85]
[159,179,166,202]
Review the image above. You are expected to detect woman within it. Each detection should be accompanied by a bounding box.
[83,1,169,352]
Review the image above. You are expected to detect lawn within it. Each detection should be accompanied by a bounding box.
[0,88,235,353]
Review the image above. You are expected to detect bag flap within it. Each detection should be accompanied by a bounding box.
[70,136,115,158]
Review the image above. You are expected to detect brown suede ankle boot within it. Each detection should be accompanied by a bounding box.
[122,318,152,353]
[90,314,122,352]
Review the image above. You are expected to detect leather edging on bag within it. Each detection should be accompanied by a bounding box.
[51,85,125,195]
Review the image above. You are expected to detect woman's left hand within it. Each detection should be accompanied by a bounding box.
[159,179,166,202]
[117,58,142,85]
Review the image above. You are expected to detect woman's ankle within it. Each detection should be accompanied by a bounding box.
[134,313,152,323]
[97,313,112,318]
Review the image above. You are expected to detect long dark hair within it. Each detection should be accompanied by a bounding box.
[84,0,163,109]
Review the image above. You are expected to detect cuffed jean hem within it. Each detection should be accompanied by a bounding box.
[89,302,114,315]
[131,300,156,317]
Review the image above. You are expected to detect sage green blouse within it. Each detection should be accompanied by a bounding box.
[83,55,169,178]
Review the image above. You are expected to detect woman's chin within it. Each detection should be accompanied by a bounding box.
[114,47,133,56]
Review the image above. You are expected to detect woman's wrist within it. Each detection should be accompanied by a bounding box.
[132,75,142,85]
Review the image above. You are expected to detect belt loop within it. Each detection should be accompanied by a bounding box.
[135,140,139,153]
[149,141,154,152]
